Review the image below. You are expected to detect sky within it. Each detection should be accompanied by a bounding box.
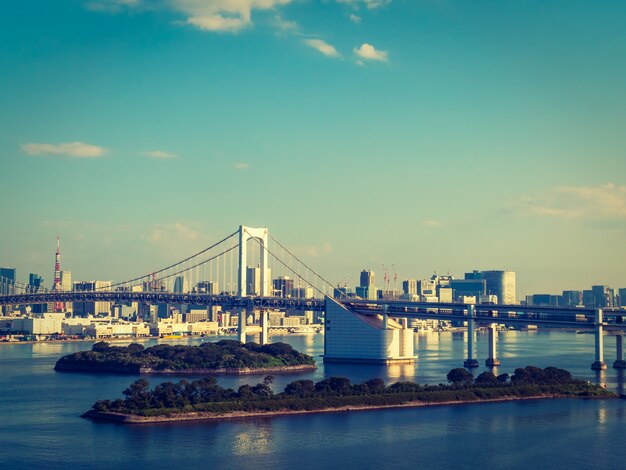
[1,0,625,297]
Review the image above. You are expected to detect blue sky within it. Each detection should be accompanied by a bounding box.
[1,0,625,296]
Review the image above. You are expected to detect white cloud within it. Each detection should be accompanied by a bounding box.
[349,14,362,23]
[303,38,341,58]
[519,183,626,220]
[234,162,250,170]
[142,150,178,159]
[172,0,293,33]
[353,42,388,62]
[337,0,391,10]
[21,142,108,158]
[274,14,298,32]
[85,0,141,13]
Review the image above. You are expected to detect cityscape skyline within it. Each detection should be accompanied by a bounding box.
[1,1,625,295]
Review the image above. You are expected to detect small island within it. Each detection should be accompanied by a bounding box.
[83,366,616,424]
[55,340,317,375]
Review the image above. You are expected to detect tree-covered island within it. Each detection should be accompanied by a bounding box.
[55,340,317,375]
[83,366,616,424]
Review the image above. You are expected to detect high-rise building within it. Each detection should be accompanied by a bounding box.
[619,288,626,308]
[247,266,261,296]
[0,267,16,296]
[402,279,417,296]
[591,285,614,308]
[582,290,595,307]
[273,276,294,298]
[360,270,375,288]
[173,276,189,293]
[479,270,516,305]
[450,279,486,301]
[72,281,112,316]
[561,290,582,308]
[60,271,72,291]
[196,281,219,294]
[29,273,44,291]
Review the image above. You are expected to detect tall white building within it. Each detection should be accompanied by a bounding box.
[60,271,72,291]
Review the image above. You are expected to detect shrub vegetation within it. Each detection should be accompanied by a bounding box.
[89,365,614,417]
[55,340,315,373]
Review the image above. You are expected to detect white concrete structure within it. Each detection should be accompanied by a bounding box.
[323,297,414,364]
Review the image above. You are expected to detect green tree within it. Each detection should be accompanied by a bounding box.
[447,368,473,384]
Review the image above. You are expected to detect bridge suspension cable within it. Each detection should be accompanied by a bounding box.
[94,229,239,291]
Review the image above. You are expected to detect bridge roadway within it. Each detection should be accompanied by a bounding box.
[1,291,625,329]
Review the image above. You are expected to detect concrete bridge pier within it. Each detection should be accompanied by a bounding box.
[613,334,626,369]
[485,323,501,367]
[260,310,269,345]
[237,308,247,343]
[591,308,607,370]
[464,304,479,368]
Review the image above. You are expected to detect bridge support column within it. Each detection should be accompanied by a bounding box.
[260,310,269,345]
[237,308,247,343]
[613,335,626,369]
[591,308,607,370]
[464,304,479,368]
[485,323,500,367]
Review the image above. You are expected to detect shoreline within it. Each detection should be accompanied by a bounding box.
[83,394,614,425]
[54,363,317,376]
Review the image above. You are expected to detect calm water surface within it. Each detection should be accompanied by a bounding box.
[1,330,625,469]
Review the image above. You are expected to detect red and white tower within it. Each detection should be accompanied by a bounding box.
[53,236,64,312]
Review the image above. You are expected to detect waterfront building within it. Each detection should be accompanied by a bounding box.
[469,270,516,305]
[324,297,414,364]
[619,288,626,308]
[583,290,594,307]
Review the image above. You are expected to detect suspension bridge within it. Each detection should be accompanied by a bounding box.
[1,225,625,370]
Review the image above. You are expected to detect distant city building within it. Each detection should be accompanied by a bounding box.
[0,267,16,296]
[418,279,437,300]
[527,294,560,307]
[173,276,189,294]
[561,290,582,308]
[355,286,377,300]
[468,270,516,305]
[60,271,72,291]
[196,281,219,295]
[72,281,112,317]
[29,273,44,291]
[402,279,417,296]
[582,290,594,307]
[360,270,375,288]
[450,279,486,302]
[591,285,614,309]
[619,288,626,308]
[273,276,294,298]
